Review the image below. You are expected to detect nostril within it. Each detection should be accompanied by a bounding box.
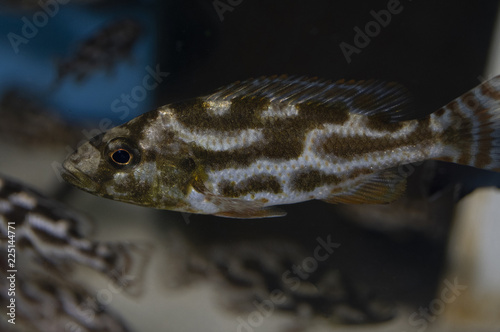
[73,143,95,161]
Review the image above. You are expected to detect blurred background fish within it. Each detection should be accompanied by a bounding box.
[0,175,152,330]
[162,227,396,330]
[56,18,143,84]
[0,175,152,295]
[0,268,132,332]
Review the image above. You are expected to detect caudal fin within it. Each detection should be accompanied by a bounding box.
[433,76,500,171]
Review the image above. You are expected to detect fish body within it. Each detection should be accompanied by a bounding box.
[62,76,500,218]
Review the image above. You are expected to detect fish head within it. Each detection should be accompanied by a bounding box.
[61,110,198,210]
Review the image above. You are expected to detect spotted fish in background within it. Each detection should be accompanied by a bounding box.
[0,268,131,332]
[56,18,142,83]
[0,175,151,295]
[162,228,393,326]
[61,75,500,218]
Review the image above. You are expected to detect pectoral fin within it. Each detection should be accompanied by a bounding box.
[323,168,407,205]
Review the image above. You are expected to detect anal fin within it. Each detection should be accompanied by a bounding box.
[323,168,407,205]
[206,194,287,219]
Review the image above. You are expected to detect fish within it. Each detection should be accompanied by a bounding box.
[162,228,393,327]
[56,19,142,83]
[0,268,131,332]
[61,75,500,218]
[0,174,152,295]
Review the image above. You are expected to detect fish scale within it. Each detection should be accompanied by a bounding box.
[200,107,432,205]
[62,76,500,218]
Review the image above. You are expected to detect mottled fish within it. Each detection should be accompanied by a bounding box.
[0,268,131,332]
[61,75,500,218]
[0,175,151,295]
[56,18,142,83]
[163,228,392,326]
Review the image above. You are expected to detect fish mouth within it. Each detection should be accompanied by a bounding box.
[61,161,99,194]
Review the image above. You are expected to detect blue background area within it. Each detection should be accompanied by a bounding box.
[0,2,156,125]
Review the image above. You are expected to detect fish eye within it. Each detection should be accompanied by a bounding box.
[110,149,132,165]
[105,138,141,168]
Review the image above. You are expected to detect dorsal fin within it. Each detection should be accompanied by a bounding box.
[204,75,414,122]
[323,168,407,204]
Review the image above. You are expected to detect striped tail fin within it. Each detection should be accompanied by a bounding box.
[432,76,500,171]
